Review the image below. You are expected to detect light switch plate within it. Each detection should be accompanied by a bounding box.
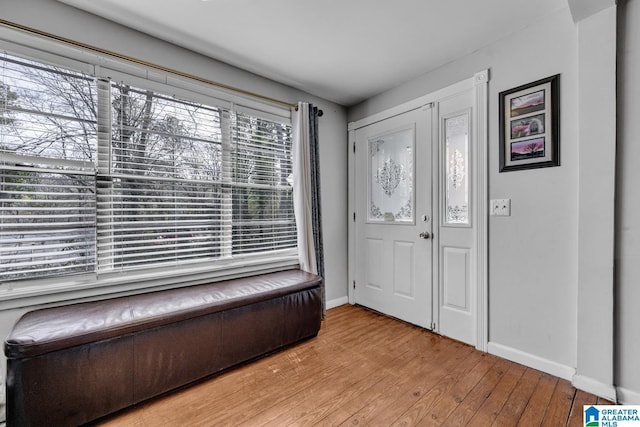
[491,199,511,216]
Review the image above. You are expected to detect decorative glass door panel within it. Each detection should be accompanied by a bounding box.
[367,127,414,223]
[444,112,470,225]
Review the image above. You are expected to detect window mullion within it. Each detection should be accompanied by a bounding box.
[96,78,113,273]
[96,78,112,175]
[221,110,233,259]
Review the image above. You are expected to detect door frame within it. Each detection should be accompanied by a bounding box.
[347,70,489,351]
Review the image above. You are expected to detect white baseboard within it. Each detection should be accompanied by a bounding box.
[617,386,640,404]
[572,374,617,401]
[326,296,349,310]
[486,345,619,402]
[487,342,576,381]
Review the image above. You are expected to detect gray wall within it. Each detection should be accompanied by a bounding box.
[0,0,350,410]
[616,0,640,402]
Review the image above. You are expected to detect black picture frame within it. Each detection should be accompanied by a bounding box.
[499,74,560,172]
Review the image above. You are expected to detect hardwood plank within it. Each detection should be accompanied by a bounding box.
[491,368,542,427]
[238,326,423,426]
[541,379,576,427]
[390,345,486,426]
[439,356,512,426]
[95,305,595,427]
[253,345,413,426]
[196,312,426,426]
[313,324,457,426]
[197,338,384,424]
[567,389,599,427]
[466,362,527,426]
[313,347,439,426]
[285,361,389,426]
[516,372,558,426]
[370,343,476,426]
[338,339,471,426]
[417,352,499,426]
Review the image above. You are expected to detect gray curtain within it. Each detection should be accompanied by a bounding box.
[308,106,324,277]
[292,102,325,314]
[308,105,325,312]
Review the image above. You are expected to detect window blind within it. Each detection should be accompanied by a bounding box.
[231,112,296,255]
[1,51,296,284]
[0,167,96,280]
[97,82,228,271]
[1,53,97,281]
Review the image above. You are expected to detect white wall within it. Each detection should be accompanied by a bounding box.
[616,0,640,404]
[350,6,580,374]
[0,0,350,413]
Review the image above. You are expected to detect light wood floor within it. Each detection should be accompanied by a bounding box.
[95,305,611,426]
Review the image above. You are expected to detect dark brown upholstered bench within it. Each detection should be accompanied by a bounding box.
[4,269,322,427]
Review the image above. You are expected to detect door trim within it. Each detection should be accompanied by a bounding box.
[348,70,489,351]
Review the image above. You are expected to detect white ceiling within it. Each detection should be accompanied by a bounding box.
[58,0,566,106]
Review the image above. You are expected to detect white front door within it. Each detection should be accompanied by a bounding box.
[353,106,433,328]
[349,71,489,349]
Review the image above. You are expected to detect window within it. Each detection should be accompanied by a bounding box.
[1,52,296,286]
[443,112,470,226]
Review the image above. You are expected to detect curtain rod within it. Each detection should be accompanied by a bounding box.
[0,18,298,109]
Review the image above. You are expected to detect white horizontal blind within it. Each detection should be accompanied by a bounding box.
[1,51,297,284]
[97,83,296,271]
[231,112,296,255]
[97,82,228,271]
[0,53,98,280]
[0,167,96,280]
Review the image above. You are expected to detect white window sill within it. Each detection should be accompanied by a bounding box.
[0,253,299,311]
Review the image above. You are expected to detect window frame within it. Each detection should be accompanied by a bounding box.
[0,29,298,309]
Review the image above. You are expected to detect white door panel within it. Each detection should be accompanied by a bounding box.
[442,246,470,311]
[354,107,432,328]
[438,89,476,345]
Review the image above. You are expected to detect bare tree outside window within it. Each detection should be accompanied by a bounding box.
[1,56,97,280]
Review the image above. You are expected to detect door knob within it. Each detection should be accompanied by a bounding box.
[419,231,431,239]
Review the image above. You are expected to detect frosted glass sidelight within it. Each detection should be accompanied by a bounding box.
[444,113,470,225]
[368,128,414,223]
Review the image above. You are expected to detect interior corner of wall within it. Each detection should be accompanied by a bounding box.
[326,296,349,310]
[617,386,640,405]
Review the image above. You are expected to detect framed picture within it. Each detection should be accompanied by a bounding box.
[499,74,560,172]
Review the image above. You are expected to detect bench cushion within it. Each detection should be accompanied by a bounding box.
[5,269,322,359]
